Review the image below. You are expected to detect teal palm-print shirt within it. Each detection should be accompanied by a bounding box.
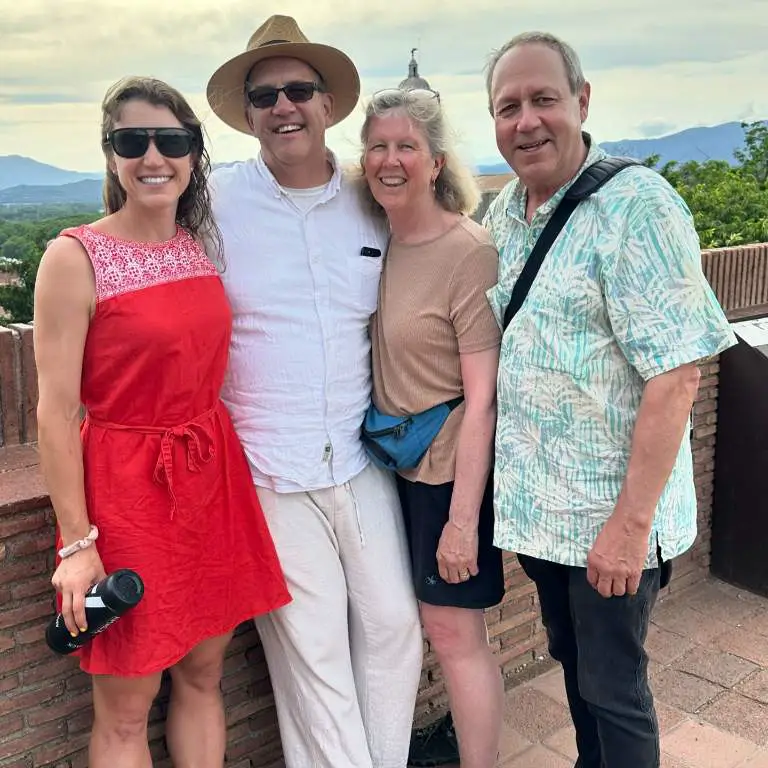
[484,142,737,568]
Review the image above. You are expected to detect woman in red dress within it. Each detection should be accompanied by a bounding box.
[33,76,291,768]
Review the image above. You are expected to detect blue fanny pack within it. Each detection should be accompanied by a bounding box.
[361,396,464,471]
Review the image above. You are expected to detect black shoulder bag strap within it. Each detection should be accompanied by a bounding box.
[502,156,640,331]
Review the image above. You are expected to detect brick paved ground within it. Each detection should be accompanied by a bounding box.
[433,577,768,767]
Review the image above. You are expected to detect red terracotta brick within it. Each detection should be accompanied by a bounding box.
[0,680,64,716]
[0,557,47,586]
[1,640,54,674]
[0,719,65,760]
[32,732,90,768]
[0,511,47,540]
[224,720,253,743]
[14,618,49,645]
[248,676,273,700]
[11,575,54,602]
[19,654,79,686]
[0,444,40,473]
[64,672,91,694]
[0,631,15,652]
[244,743,284,767]
[66,707,94,735]
[10,530,56,557]
[0,714,23,739]
[227,733,273,760]
[8,324,38,444]
[0,466,49,517]
[223,686,251,711]
[693,424,718,439]
[69,750,91,768]
[226,625,260,654]
[222,650,247,675]
[0,673,20,693]
[27,690,100,727]
[485,607,502,626]
[226,697,269,727]
[0,598,54,630]
[2,756,32,768]
[0,327,21,447]
[222,666,258,694]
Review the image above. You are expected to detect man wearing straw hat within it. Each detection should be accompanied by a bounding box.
[205,15,423,768]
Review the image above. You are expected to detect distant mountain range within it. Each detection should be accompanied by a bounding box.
[0,179,103,205]
[0,121,760,206]
[0,155,101,191]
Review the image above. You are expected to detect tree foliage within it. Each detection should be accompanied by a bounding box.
[652,121,768,249]
[0,211,99,324]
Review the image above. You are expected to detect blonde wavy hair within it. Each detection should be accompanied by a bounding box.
[358,88,480,217]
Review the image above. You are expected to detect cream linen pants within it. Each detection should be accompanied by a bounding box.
[254,462,423,768]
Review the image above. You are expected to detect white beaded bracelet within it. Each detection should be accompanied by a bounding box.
[58,525,99,559]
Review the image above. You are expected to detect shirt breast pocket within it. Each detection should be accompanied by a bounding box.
[346,219,386,313]
[347,254,383,314]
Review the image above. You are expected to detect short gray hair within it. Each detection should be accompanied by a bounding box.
[485,32,586,112]
[358,89,480,217]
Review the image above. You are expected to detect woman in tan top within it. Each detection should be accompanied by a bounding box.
[359,88,504,768]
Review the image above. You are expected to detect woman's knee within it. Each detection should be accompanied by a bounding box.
[421,605,486,660]
[169,635,229,693]
[92,675,160,741]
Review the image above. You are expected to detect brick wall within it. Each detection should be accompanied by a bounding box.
[0,324,37,447]
[0,445,289,768]
[0,445,549,767]
[1,243,766,766]
[665,357,720,597]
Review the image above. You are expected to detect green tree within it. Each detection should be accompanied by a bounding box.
[679,169,768,248]
[0,211,98,323]
[734,120,768,186]
[644,121,768,249]
[0,235,40,323]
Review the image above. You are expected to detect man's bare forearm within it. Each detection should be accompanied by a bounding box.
[613,363,701,530]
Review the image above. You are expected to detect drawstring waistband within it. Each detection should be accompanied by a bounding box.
[86,405,218,518]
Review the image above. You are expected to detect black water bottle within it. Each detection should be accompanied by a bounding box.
[45,569,145,655]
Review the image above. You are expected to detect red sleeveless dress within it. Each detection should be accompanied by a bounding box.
[58,224,291,677]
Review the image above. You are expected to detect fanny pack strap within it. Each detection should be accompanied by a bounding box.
[444,396,464,411]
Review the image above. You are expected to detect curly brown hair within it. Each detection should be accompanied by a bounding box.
[100,76,223,267]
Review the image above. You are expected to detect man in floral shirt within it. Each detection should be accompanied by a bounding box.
[482,31,736,768]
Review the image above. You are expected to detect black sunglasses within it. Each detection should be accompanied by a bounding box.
[246,81,324,109]
[102,127,198,159]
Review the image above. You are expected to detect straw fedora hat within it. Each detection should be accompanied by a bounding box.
[206,15,360,135]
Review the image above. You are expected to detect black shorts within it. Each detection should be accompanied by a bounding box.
[395,475,505,609]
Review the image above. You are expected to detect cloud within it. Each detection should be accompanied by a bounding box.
[0,92,94,105]
[4,0,767,93]
[636,120,678,138]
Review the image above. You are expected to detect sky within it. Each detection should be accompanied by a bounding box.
[1,0,767,173]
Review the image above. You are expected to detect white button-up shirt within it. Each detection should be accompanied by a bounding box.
[211,152,388,492]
